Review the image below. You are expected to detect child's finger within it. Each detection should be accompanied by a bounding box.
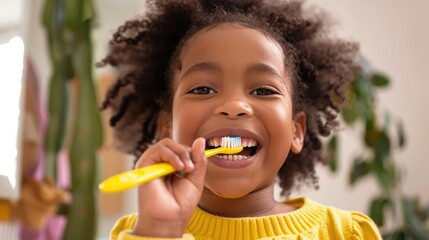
[185,138,207,190]
[159,139,194,171]
[135,139,192,172]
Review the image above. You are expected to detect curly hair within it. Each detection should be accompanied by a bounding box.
[99,0,358,196]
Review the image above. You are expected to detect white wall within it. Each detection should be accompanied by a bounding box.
[11,0,429,238]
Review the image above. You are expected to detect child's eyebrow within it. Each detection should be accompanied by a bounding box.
[246,63,288,91]
[179,62,286,87]
[246,63,284,81]
[180,62,221,80]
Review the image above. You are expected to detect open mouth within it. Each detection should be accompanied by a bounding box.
[206,137,259,160]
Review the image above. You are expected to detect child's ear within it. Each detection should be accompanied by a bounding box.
[290,112,306,154]
[156,111,172,139]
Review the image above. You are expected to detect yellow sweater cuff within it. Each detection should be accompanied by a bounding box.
[118,231,194,240]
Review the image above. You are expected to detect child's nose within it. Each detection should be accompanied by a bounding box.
[215,99,254,119]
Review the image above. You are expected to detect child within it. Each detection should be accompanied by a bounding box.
[100,0,381,239]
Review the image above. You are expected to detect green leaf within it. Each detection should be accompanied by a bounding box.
[375,131,391,159]
[364,128,391,158]
[82,0,96,22]
[372,154,394,190]
[363,102,376,123]
[421,206,429,221]
[65,0,82,30]
[65,0,96,31]
[371,73,390,87]
[402,197,429,240]
[409,197,429,222]
[369,196,390,226]
[353,74,374,101]
[327,135,338,172]
[41,0,55,28]
[398,121,406,148]
[383,230,406,240]
[363,115,375,132]
[419,207,429,221]
[349,158,371,185]
[342,105,359,125]
[341,96,373,126]
[364,127,378,147]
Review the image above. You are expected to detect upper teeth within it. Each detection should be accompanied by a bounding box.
[208,137,257,148]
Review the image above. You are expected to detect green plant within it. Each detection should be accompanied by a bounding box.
[327,58,429,239]
[42,0,103,239]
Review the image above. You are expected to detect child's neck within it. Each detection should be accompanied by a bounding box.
[198,185,295,218]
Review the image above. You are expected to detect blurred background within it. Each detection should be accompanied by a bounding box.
[0,0,427,239]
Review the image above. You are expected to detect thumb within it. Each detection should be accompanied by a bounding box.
[186,138,207,191]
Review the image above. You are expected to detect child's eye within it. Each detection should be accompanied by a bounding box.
[251,88,276,96]
[188,86,216,95]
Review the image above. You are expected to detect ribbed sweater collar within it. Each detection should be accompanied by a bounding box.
[186,197,326,239]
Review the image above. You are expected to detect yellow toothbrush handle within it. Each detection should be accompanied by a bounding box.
[99,162,175,193]
[205,146,243,158]
[205,147,225,158]
[99,146,243,193]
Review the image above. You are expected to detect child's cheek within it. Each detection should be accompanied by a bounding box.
[171,105,198,146]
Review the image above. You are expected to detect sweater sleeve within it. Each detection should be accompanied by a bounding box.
[109,214,194,240]
[351,212,382,240]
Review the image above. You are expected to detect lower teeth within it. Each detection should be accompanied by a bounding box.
[214,155,249,161]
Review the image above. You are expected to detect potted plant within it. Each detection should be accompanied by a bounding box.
[327,58,429,239]
[42,0,103,239]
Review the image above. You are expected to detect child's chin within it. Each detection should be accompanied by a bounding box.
[206,185,252,199]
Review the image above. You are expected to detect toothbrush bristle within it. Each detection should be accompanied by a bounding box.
[221,136,241,148]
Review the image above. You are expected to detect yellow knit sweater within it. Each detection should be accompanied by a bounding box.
[110,197,381,240]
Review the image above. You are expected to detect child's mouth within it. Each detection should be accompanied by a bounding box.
[206,137,258,160]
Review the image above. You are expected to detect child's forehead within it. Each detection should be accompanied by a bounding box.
[173,23,288,77]
[180,23,284,60]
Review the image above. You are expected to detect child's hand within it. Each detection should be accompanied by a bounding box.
[132,137,207,238]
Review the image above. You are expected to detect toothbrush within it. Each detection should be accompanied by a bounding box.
[99,136,243,193]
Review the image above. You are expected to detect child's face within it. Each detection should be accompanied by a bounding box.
[169,23,305,198]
